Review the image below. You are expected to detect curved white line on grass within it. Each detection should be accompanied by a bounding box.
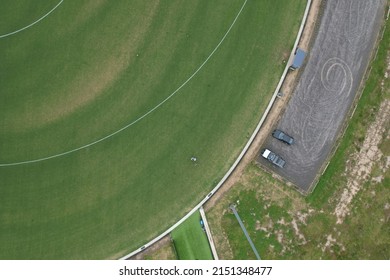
[120,0,312,260]
[0,0,247,167]
[0,0,64,39]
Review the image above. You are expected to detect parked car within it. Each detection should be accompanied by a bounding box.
[272,129,294,145]
[261,149,286,168]
[200,220,205,232]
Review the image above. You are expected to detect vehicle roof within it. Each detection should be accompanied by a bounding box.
[292,48,306,68]
[262,149,271,157]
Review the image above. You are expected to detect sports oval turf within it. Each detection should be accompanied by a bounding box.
[0,0,306,258]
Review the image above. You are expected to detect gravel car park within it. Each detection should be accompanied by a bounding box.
[258,0,385,192]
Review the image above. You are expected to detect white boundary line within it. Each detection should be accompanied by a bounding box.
[0,0,247,167]
[119,0,312,260]
[199,206,219,260]
[0,0,64,39]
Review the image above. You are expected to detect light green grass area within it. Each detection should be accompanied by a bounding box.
[0,0,305,259]
[207,16,390,260]
[171,211,212,260]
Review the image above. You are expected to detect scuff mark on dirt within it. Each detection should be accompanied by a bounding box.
[296,209,314,225]
[291,218,307,244]
[380,51,390,90]
[372,175,384,184]
[321,234,345,253]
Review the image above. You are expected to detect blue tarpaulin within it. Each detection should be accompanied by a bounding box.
[291,48,306,69]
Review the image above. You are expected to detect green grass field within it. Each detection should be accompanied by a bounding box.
[0,0,305,259]
[171,211,212,260]
[207,16,390,260]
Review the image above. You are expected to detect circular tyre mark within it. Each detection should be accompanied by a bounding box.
[320,57,353,104]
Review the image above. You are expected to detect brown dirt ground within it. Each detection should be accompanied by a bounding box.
[130,235,175,260]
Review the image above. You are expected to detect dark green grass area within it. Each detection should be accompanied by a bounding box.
[0,0,59,35]
[171,211,213,260]
[207,16,390,260]
[0,0,305,259]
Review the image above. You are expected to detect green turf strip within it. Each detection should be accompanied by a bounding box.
[171,211,213,260]
[0,0,305,258]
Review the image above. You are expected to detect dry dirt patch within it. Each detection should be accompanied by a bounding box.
[334,99,390,224]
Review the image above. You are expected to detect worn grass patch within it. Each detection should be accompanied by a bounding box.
[143,242,177,260]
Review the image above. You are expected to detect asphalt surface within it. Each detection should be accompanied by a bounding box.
[258,0,386,192]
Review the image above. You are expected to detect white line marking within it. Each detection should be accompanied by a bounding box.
[320,57,353,97]
[120,0,312,260]
[199,207,219,260]
[0,0,64,39]
[0,0,247,167]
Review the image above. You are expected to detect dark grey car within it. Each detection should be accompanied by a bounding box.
[272,129,294,145]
